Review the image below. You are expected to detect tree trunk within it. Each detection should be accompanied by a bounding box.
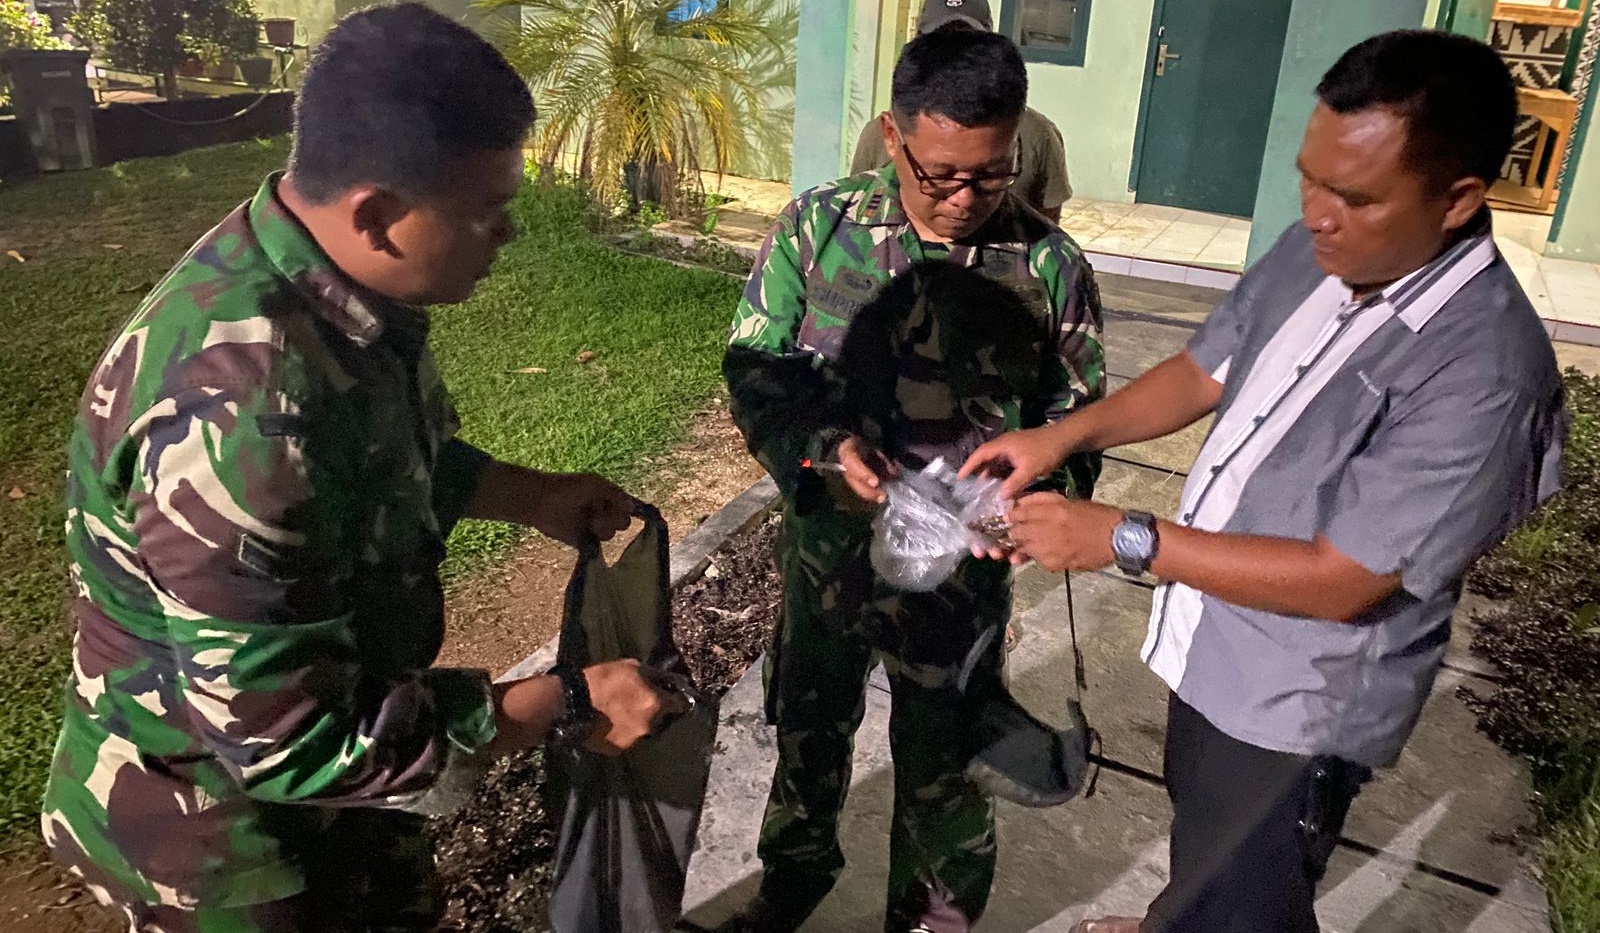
[624,157,676,212]
[162,66,179,99]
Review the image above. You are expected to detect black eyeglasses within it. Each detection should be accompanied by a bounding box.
[900,140,1022,200]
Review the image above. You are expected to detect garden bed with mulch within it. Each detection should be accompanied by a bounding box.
[1457,369,1600,932]
[432,515,783,932]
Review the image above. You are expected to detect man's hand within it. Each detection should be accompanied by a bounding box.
[527,472,634,547]
[1006,493,1122,572]
[830,436,898,511]
[487,659,689,757]
[466,461,635,546]
[581,659,690,756]
[960,424,1080,500]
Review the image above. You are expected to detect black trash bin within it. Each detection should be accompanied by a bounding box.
[1,49,95,172]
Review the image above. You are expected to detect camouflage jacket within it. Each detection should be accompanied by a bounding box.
[724,166,1105,524]
[42,176,497,909]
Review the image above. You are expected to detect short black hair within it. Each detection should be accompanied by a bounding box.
[891,28,1027,130]
[1316,29,1516,188]
[289,3,535,203]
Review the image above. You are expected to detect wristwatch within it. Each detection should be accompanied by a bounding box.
[549,663,597,746]
[1111,511,1160,577]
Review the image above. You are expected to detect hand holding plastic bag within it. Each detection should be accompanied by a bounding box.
[870,457,1011,591]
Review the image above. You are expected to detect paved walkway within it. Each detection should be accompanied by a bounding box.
[675,281,1552,933]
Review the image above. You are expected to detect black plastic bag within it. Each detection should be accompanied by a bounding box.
[544,504,719,933]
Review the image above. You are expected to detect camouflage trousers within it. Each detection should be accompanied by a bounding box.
[50,809,441,933]
[757,508,1011,933]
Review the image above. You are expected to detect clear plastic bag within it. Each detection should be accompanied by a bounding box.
[870,457,1011,592]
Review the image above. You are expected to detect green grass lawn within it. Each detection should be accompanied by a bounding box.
[0,138,741,847]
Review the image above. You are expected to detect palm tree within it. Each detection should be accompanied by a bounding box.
[482,0,794,213]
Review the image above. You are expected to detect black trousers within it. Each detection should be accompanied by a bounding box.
[1146,693,1371,933]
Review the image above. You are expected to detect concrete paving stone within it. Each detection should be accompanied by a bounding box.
[1555,340,1600,375]
[1090,457,1187,519]
[1195,228,1251,268]
[1098,317,1196,381]
[1108,431,1206,478]
[680,566,1548,932]
[1090,232,1168,256]
[1008,573,1540,894]
[1137,248,1206,264]
[1128,204,1184,223]
[1102,375,1209,474]
[1086,254,1134,276]
[1062,217,1118,243]
[1316,842,1546,933]
[1147,221,1225,256]
[1126,259,1191,286]
[1100,275,1222,328]
[1343,665,1537,890]
[1069,204,1140,228]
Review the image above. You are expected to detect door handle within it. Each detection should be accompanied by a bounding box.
[1156,42,1181,76]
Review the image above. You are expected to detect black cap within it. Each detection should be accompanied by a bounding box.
[917,0,993,34]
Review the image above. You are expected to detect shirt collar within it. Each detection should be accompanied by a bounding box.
[249,173,424,347]
[1363,212,1498,333]
[845,164,1035,256]
[848,164,911,228]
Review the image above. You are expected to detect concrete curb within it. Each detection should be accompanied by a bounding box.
[495,475,780,684]
[648,225,762,264]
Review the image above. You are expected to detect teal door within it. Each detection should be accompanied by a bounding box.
[1132,0,1294,217]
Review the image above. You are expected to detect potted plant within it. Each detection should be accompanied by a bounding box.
[262,16,293,47]
[92,0,261,97]
[186,0,258,83]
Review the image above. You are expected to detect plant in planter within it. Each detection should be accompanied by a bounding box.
[186,0,260,82]
[262,17,294,47]
[97,0,256,98]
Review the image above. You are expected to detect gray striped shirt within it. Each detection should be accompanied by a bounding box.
[1144,218,1566,767]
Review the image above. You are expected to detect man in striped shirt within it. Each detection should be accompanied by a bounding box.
[962,30,1564,933]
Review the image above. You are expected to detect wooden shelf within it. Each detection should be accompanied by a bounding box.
[1490,179,1559,214]
[1493,86,1580,214]
[1492,2,1585,28]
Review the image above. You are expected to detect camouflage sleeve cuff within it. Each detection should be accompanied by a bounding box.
[432,439,494,536]
[430,666,498,753]
[389,667,497,818]
[807,427,853,465]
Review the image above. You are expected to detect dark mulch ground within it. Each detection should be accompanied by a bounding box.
[672,516,782,691]
[432,515,783,932]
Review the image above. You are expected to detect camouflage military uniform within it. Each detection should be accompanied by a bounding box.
[42,176,499,932]
[724,165,1105,931]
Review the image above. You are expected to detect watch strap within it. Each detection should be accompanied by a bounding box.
[550,663,595,744]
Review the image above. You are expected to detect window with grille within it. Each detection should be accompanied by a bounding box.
[1000,0,1091,67]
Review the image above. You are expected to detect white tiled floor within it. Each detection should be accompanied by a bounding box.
[1061,196,1600,333]
[1060,198,1251,271]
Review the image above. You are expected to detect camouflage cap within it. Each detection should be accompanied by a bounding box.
[917,0,993,33]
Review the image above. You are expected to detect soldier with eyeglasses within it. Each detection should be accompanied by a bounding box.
[718,25,1104,933]
[852,0,1073,221]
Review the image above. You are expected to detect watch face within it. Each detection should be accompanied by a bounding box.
[1113,522,1155,565]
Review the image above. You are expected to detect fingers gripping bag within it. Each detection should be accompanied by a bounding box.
[869,457,1009,592]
